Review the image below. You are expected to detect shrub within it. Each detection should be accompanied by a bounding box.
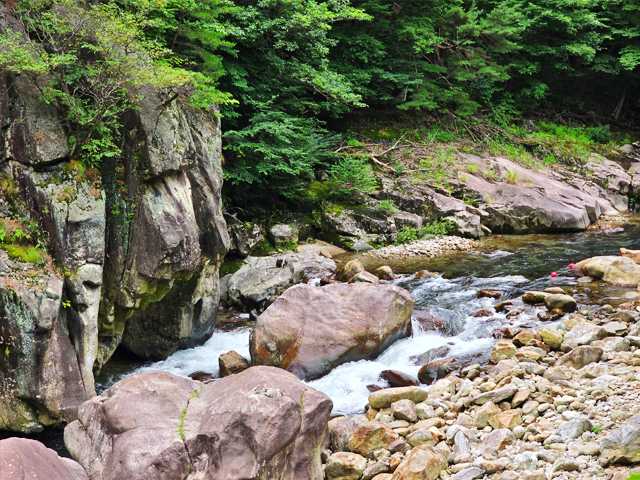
[328,155,378,195]
[589,124,611,144]
[377,200,399,215]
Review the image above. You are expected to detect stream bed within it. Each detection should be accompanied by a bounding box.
[97,219,640,415]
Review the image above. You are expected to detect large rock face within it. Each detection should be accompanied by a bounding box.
[250,282,414,380]
[0,6,228,431]
[65,367,332,480]
[0,437,89,480]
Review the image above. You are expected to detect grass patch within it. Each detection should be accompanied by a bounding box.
[377,200,399,215]
[4,244,44,264]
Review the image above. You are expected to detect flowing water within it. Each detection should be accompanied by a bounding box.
[8,220,640,456]
[99,220,640,416]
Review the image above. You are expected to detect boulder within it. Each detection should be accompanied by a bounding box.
[477,429,516,458]
[348,422,400,458]
[336,259,366,282]
[601,414,640,463]
[544,294,577,312]
[330,417,361,452]
[250,283,414,380]
[418,357,457,384]
[557,416,592,440]
[0,438,88,480]
[65,367,332,480]
[380,370,419,388]
[584,159,631,195]
[473,384,519,405]
[476,290,502,299]
[349,271,380,284]
[573,256,618,279]
[620,248,640,265]
[227,220,265,257]
[603,257,640,286]
[474,402,502,428]
[489,409,523,430]
[226,253,336,310]
[369,387,429,409]
[218,350,251,377]
[391,399,418,422]
[537,327,564,350]
[556,346,603,369]
[562,322,607,348]
[490,340,517,363]
[375,266,395,281]
[523,291,548,304]
[325,452,368,480]
[268,223,299,248]
[391,445,448,480]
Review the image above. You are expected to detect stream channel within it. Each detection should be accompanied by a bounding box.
[6,218,640,455]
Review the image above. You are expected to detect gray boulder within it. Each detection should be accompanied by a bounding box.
[601,414,640,463]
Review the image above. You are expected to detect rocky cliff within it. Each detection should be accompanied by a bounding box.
[0,5,228,433]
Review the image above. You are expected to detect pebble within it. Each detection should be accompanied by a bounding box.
[364,235,478,260]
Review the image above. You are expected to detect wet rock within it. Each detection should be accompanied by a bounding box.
[218,350,251,377]
[412,311,445,332]
[573,256,618,278]
[418,357,456,385]
[375,266,395,281]
[336,259,366,282]
[325,452,367,480]
[410,346,451,366]
[348,421,400,458]
[0,438,88,480]
[476,290,502,299]
[65,367,332,480]
[391,444,447,480]
[369,387,429,409]
[513,331,540,347]
[556,346,603,369]
[188,371,216,383]
[349,271,380,284]
[250,283,413,380]
[523,291,548,304]
[380,370,419,388]
[544,294,577,312]
[603,257,640,286]
[472,308,493,317]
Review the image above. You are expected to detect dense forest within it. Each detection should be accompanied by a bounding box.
[1,0,639,211]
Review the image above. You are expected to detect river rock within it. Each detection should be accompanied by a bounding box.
[476,289,502,299]
[473,384,519,405]
[349,271,380,284]
[537,327,564,349]
[65,367,332,480]
[336,259,366,282]
[380,370,419,387]
[603,257,640,286]
[227,219,265,257]
[325,452,368,480]
[544,294,577,312]
[488,409,523,430]
[490,340,517,363]
[557,416,592,439]
[0,437,88,480]
[523,291,548,303]
[250,283,414,380]
[477,429,516,458]
[375,266,395,280]
[268,223,299,248]
[555,345,603,369]
[218,350,251,377]
[601,414,640,463]
[562,322,607,348]
[474,402,502,428]
[225,253,336,310]
[330,417,362,452]
[418,357,456,385]
[620,248,640,264]
[573,256,618,278]
[391,444,447,480]
[369,387,429,409]
[392,399,418,422]
[348,421,400,458]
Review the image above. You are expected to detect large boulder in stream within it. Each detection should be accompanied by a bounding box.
[65,367,332,480]
[250,282,414,380]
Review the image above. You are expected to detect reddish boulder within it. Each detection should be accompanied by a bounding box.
[218,350,250,377]
[65,367,332,480]
[250,283,414,380]
[0,437,88,480]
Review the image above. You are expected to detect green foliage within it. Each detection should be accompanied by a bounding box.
[395,220,453,245]
[589,125,612,144]
[591,424,603,434]
[395,226,420,245]
[0,0,226,167]
[377,200,399,215]
[328,156,378,195]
